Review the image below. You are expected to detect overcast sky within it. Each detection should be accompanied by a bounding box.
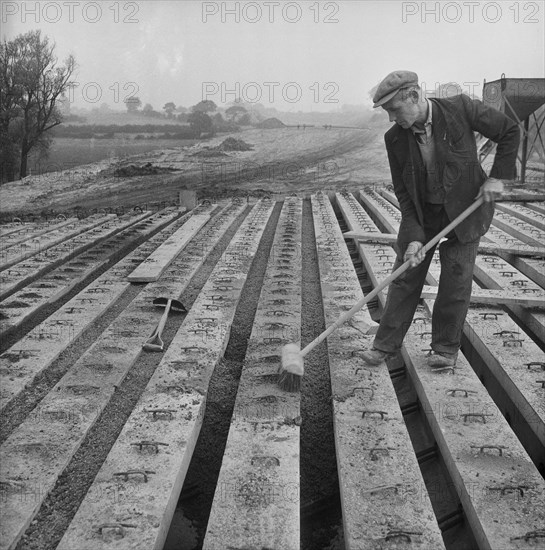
[2,0,544,112]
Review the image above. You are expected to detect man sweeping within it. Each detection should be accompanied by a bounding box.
[361,70,520,367]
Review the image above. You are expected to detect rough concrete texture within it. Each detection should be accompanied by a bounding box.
[204,198,303,550]
[56,200,275,550]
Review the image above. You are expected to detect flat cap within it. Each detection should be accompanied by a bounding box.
[373,70,419,108]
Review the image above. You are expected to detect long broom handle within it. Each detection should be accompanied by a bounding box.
[300,196,485,358]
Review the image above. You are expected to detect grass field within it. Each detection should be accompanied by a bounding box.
[28,136,198,176]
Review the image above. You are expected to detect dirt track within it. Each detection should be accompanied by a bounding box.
[0,128,389,220]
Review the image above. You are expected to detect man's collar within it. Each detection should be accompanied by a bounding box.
[424,98,432,126]
[411,98,432,134]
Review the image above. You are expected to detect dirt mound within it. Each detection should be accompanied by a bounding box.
[217,137,254,151]
[256,117,285,129]
[190,137,253,157]
[191,149,229,158]
[113,162,177,177]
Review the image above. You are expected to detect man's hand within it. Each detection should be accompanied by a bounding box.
[404,241,425,267]
[477,177,504,203]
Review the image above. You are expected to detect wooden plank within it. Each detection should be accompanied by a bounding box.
[421,286,545,308]
[354,190,545,549]
[204,198,302,550]
[0,201,230,550]
[126,214,211,282]
[56,200,275,550]
[321,193,444,549]
[0,209,188,413]
[343,231,396,244]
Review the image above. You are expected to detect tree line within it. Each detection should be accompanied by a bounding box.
[0,30,254,184]
[1,30,75,182]
[124,97,252,137]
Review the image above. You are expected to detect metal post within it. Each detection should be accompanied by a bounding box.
[521,117,529,184]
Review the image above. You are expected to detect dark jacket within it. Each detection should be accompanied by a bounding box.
[384,94,520,253]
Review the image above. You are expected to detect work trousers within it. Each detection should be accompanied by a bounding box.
[372,203,479,355]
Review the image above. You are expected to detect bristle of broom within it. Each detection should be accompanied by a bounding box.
[277,369,302,392]
[278,343,304,392]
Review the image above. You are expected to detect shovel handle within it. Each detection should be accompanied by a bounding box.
[146,299,173,341]
[154,298,172,338]
[300,197,484,358]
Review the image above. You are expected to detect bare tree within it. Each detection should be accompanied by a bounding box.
[0,30,76,181]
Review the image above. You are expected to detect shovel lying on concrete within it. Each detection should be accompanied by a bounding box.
[143,297,187,352]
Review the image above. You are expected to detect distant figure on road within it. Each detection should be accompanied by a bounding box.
[361,70,519,368]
